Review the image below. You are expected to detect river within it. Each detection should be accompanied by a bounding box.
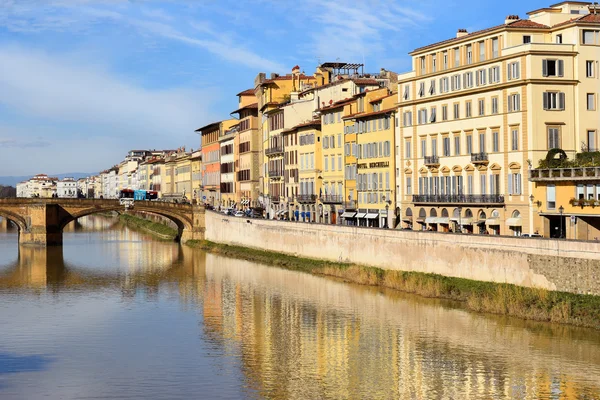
[1,215,600,399]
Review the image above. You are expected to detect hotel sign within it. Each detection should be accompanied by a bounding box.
[357,161,390,169]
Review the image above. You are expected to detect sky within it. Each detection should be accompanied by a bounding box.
[0,0,551,176]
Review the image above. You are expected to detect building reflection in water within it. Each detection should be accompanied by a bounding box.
[0,215,599,399]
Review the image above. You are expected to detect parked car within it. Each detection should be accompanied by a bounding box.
[222,208,232,215]
[234,211,245,217]
[521,233,543,238]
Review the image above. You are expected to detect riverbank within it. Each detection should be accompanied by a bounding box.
[118,213,177,240]
[186,239,600,330]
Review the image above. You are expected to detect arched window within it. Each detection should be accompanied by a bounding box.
[441,208,449,218]
[512,210,521,218]
[491,209,500,218]
[430,208,438,217]
[406,208,413,217]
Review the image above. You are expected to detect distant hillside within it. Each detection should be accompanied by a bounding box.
[0,173,96,187]
[0,185,16,198]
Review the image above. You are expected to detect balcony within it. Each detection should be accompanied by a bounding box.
[265,145,284,156]
[529,167,600,182]
[412,194,505,205]
[268,170,283,179]
[320,195,343,204]
[471,152,489,164]
[297,194,317,203]
[424,155,440,167]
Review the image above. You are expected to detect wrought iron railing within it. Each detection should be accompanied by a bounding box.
[412,194,504,204]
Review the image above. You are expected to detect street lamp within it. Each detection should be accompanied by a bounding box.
[385,203,389,229]
[559,205,564,239]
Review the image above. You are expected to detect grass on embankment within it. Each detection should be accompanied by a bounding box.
[119,213,178,240]
[185,239,600,330]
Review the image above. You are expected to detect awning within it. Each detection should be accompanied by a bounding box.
[278,209,288,215]
[402,216,413,222]
[425,217,438,224]
[365,213,379,219]
[449,217,460,221]
[460,218,473,225]
[505,217,522,227]
[485,218,500,226]
[416,218,426,224]
[437,217,449,224]
[356,212,367,218]
[341,211,356,218]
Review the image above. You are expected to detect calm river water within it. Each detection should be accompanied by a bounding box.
[1,216,600,399]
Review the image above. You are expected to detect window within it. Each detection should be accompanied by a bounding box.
[451,75,461,90]
[466,135,472,154]
[443,137,451,156]
[478,99,485,116]
[543,92,565,110]
[523,35,531,44]
[338,155,342,171]
[466,101,472,118]
[548,127,560,149]
[511,129,519,150]
[405,140,411,158]
[453,103,460,119]
[556,34,562,44]
[467,175,473,194]
[577,184,585,200]
[324,156,328,171]
[466,45,472,64]
[491,97,499,114]
[406,177,412,195]
[582,30,600,45]
[507,62,520,80]
[420,56,426,74]
[419,82,425,97]
[588,130,597,152]
[508,173,522,195]
[431,138,437,156]
[418,109,428,125]
[479,132,486,153]
[442,105,448,121]
[489,66,500,83]
[429,80,436,95]
[476,69,487,86]
[443,51,448,69]
[480,175,487,195]
[338,134,342,148]
[586,61,595,78]
[403,85,410,100]
[479,41,485,61]
[403,111,412,127]
[587,93,596,111]
[440,77,449,93]
[454,47,460,67]
[508,93,520,112]
[430,107,437,123]
[432,54,437,72]
[547,184,556,209]
[492,37,499,58]
[492,132,499,152]
[421,139,426,157]
[464,72,474,88]
[542,59,564,77]
[454,136,460,155]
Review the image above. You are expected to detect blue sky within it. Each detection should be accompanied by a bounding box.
[0,0,550,176]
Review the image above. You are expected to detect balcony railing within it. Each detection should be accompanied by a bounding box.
[265,145,284,156]
[471,152,489,164]
[297,194,317,203]
[268,170,283,178]
[320,195,343,204]
[529,167,600,182]
[424,155,440,167]
[412,194,505,204]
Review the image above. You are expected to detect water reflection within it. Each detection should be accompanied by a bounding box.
[0,216,600,399]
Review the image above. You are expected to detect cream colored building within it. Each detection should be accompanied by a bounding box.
[397,1,600,236]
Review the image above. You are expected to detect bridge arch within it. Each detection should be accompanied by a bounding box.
[0,209,27,232]
[59,205,194,242]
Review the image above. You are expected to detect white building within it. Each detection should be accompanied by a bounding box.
[16,174,57,198]
[57,177,77,198]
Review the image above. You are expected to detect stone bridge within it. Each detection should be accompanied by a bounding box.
[0,198,205,246]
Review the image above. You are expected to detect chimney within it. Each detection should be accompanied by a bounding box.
[505,15,519,24]
[456,29,468,38]
[589,3,599,14]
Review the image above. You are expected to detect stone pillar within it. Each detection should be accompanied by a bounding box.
[180,205,206,244]
[19,203,63,246]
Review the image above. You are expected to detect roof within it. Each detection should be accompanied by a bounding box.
[352,78,380,85]
[343,107,396,120]
[369,93,394,103]
[319,97,355,111]
[236,88,255,96]
[260,74,316,86]
[299,77,380,96]
[552,11,600,28]
[411,19,550,54]
[194,121,221,133]
[549,1,591,7]
[231,103,258,115]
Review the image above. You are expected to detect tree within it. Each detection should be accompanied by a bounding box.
[0,185,16,198]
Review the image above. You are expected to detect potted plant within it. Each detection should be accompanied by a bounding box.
[569,198,579,207]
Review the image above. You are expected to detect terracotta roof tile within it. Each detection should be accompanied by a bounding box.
[231,103,258,115]
[343,107,396,120]
[236,88,255,96]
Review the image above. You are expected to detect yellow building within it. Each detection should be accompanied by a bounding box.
[191,150,202,204]
[232,89,260,208]
[174,150,192,196]
[397,1,600,236]
[346,87,397,228]
[297,121,322,222]
[320,98,345,225]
